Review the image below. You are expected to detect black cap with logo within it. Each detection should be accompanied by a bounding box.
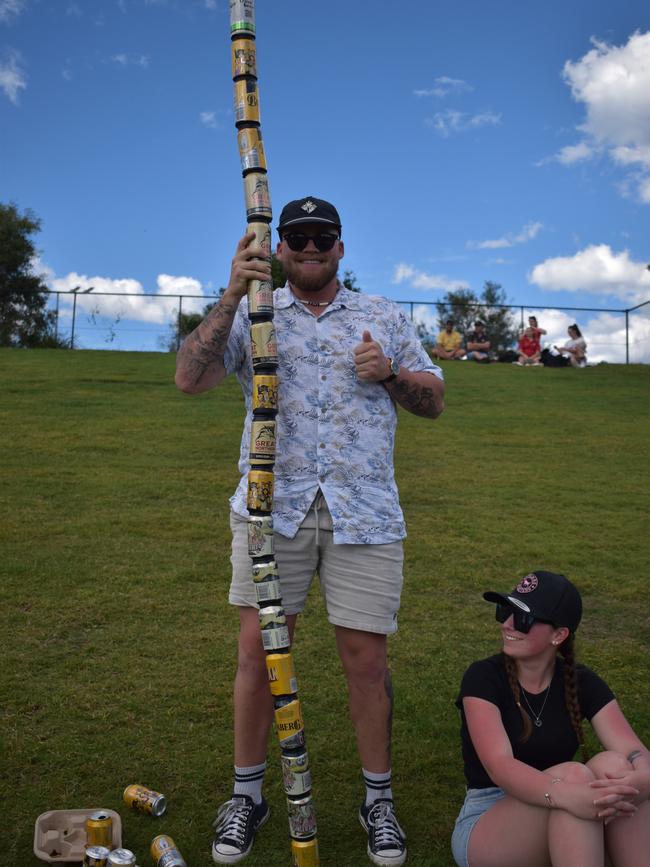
[483,571,583,633]
[277,196,342,235]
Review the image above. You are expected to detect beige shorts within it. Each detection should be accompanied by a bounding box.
[228,492,404,635]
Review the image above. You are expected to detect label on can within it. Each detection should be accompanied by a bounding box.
[85,813,112,848]
[291,838,320,866]
[252,375,279,412]
[246,221,272,258]
[151,835,187,867]
[274,698,305,750]
[247,469,274,511]
[123,784,167,816]
[254,578,282,604]
[107,850,136,867]
[231,38,256,77]
[247,515,274,558]
[247,279,274,319]
[234,79,260,124]
[238,127,266,172]
[244,172,272,221]
[266,652,298,696]
[287,795,317,839]
[252,559,282,603]
[250,421,276,466]
[230,0,255,35]
[250,321,277,368]
[84,846,110,867]
[281,752,312,796]
[262,624,291,650]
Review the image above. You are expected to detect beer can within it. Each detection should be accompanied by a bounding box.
[123,784,167,817]
[246,221,272,258]
[281,751,312,796]
[266,651,297,694]
[230,0,255,36]
[107,850,136,867]
[151,835,187,867]
[243,172,272,221]
[234,79,260,124]
[247,515,274,558]
[274,697,305,750]
[238,127,267,172]
[252,375,279,413]
[287,794,317,840]
[84,846,111,867]
[86,812,113,848]
[292,838,320,866]
[247,278,274,320]
[252,558,282,603]
[231,38,256,78]
[247,468,274,511]
[259,605,290,650]
[250,320,277,368]
[250,421,276,466]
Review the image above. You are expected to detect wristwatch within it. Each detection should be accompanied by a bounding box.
[381,357,400,383]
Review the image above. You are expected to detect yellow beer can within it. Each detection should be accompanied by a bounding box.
[247,469,274,511]
[123,784,167,816]
[151,834,187,867]
[234,79,260,124]
[231,38,256,78]
[274,697,306,750]
[85,812,112,848]
[252,374,278,413]
[250,320,277,368]
[243,172,272,221]
[250,420,276,466]
[266,652,298,696]
[238,127,267,172]
[247,279,274,320]
[287,794,317,839]
[291,838,320,866]
[247,515,274,558]
[246,221,272,258]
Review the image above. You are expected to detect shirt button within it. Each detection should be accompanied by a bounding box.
[321,374,326,381]
[319,443,325,449]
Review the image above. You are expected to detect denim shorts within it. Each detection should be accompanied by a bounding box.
[451,787,506,867]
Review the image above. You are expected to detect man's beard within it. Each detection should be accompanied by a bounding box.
[282,258,339,294]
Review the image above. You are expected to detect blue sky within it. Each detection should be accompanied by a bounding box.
[1,0,650,360]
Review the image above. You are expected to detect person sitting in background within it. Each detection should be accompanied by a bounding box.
[465,321,491,363]
[451,570,650,867]
[555,324,587,367]
[528,315,547,344]
[433,319,465,360]
[514,326,542,366]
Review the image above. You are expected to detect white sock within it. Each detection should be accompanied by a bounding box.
[233,761,266,804]
[363,768,393,806]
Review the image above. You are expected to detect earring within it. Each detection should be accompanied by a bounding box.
[551,640,558,646]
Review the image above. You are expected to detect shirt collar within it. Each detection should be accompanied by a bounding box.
[274,281,365,311]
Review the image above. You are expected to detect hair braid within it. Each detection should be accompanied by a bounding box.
[502,653,533,743]
[559,635,588,762]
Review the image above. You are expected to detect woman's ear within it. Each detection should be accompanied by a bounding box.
[551,625,570,647]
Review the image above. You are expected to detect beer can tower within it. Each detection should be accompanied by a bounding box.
[229,3,319,864]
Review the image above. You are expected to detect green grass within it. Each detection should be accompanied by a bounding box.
[1,348,649,867]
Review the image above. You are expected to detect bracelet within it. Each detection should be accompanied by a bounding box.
[544,778,562,809]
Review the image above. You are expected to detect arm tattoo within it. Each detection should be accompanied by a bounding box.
[627,749,643,763]
[389,378,441,418]
[384,670,394,760]
[179,300,237,388]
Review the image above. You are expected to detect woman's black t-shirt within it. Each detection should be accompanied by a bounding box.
[456,654,615,788]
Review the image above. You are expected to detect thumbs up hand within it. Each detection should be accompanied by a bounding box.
[353,330,391,382]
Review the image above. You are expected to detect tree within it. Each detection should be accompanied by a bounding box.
[163,301,217,352]
[0,202,62,347]
[342,269,362,293]
[434,281,518,352]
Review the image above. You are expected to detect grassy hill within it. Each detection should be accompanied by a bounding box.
[1,349,649,866]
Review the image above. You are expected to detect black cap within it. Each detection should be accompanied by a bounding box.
[277,196,341,234]
[483,571,582,633]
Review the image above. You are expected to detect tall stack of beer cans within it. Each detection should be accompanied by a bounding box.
[229,3,319,865]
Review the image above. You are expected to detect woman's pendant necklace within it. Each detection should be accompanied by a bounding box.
[520,681,552,727]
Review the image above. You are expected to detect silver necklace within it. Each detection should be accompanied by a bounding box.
[297,298,333,308]
[520,682,552,727]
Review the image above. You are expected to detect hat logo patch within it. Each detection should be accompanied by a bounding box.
[301,200,317,214]
[517,574,538,593]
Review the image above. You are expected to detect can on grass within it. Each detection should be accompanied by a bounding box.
[123,784,167,817]
[85,812,113,848]
[151,835,187,867]
[266,652,298,696]
[83,846,111,867]
[291,837,320,866]
[107,850,136,867]
[247,515,274,558]
[274,696,306,750]
[287,794,317,839]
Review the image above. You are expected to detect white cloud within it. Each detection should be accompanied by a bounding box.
[200,110,217,128]
[529,244,650,305]
[0,0,25,24]
[110,53,149,68]
[555,141,596,165]
[426,109,501,136]
[393,263,470,293]
[0,49,25,104]
[469,221,543,250]
[414,76,473,98]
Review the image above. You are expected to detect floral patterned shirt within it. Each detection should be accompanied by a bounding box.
[224,284,443,543]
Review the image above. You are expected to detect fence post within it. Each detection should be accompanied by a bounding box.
[410,301,414,321]
[176,295,183,352]
[70,292,77,350]
[520,306,524,329]
[55,293,60,341]
[625,309,629,365]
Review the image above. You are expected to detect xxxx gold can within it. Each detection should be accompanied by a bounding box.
[259,605,290,651]
[230,0,255,36]
[234,79,260,124]
[83,846,110,867]
[274,697,305,750]
[287,794,317,839]
[252,558,282,603]
[247,469,274,511]
[266,652,298,696]
[250,320,277,369]
[252,375,278,413]
[250,421,276,466]
[123,784,167,817]
[292,838,320,866]
[248,515,274,558]
[243,172,272,221]
[85,812,112,848]
[231,38,256,77]
[151,834,187,867]
[238,127,267,172]
[281,751,312,797]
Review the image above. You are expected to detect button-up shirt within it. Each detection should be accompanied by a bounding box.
[224,284,443,543]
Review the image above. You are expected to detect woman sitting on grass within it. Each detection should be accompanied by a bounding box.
[555,324,587,367]
[451,570,650,867]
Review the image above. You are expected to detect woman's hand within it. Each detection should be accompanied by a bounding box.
[554,779,639,822]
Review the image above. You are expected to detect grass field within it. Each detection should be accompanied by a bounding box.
[2,348,649,867]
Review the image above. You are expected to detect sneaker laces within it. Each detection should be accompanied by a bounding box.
[213,797,252,845]
[367,801,405,849]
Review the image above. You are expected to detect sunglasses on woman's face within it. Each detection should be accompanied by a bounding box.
[282,232,339,252]
[495,603,553,634]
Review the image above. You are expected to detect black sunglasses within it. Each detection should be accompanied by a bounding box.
[282,232,339,252]
[495,603,553,634]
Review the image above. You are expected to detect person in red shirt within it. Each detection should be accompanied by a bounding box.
[515,326,542,366]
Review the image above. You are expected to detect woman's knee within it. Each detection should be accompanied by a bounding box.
[552,761,597,784]
[586,750,632,777]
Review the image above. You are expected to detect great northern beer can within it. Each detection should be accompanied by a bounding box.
[259,605,290,650]
[234,79,260,124]
[247,279,274,320]
[292,838,320,866]
[85,812,113,848]
[287,794,317,839]
[238,127,266,172]
[231,38,256,78]
[247,221,272,258]
[243,172,272,221]
[281,751,312,796]
[250,421,276,466]
[151,835,187,867]
[252,375,278,413]
[123,784,167,817]
[247,469,274,511]
[266,652,298,695]
[252,558,282,603]
[274,697,306,750]
[84,846,110,867]
[248,515,274,558]
[250,320,277,369]
[230,0,255,36]
[107,850,136,867]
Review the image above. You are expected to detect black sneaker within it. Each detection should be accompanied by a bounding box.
[212,795,270,864]
[359,799,407,867]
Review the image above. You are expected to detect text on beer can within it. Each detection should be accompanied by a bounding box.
[266,652,298,696]
[249,421,276,466]
[151,834,188,867]
[274,698,305,750]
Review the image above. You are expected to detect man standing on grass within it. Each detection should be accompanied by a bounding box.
[175,196,444,867]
